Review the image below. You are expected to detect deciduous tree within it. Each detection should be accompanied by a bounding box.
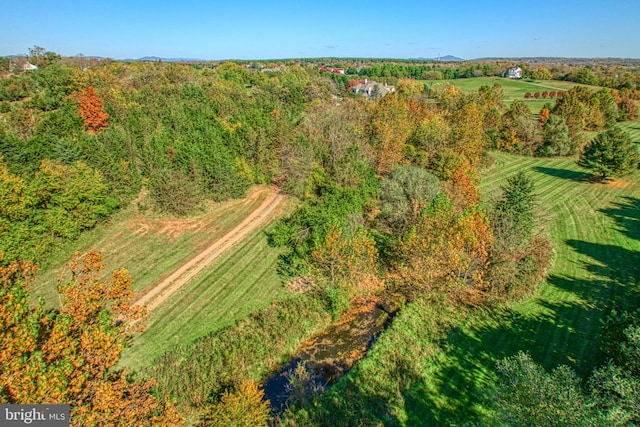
[379,165,441,234]
[79,86,109,132]
[368,94,414,174]
[397,195,493,299]
[198,380,270,427]
[538,107,551,124]
[0,252,181,426]
[311,226,381,302]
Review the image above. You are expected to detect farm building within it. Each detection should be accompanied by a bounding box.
[22,62,38,71]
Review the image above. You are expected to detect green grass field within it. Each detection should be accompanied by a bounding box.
[425,77,602,113]
[412,121,640,422]
[31,185,294,370]
[32,186,276,304]
[289,121,640,425]
[119,221,290,370]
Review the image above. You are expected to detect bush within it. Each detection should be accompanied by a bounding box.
[145,293,332,409]
[198,381,270,427]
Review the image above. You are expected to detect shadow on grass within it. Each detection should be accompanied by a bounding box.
[599,196,640,242]
[533,166,592,182]
[288,194,640,425]
[401,238,640,425]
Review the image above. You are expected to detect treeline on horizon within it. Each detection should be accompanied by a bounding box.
[1,49,640,426]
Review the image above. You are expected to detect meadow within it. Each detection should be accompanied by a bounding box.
[31,185,294,370]
[119,219,290,370]
[426,76,601,113]
[408,121,640,420]
[287,121,640,425]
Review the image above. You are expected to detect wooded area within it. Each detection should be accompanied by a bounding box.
[1,54,639,425]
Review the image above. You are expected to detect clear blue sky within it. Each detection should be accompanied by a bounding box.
[3,0,639,60]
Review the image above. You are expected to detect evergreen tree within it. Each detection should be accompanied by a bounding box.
[494,171,536,240]
[537,114,575,157]
[578,127,639,180]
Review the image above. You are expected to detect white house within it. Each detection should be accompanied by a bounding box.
[22,62,38,71]
[507,67,522,79]
[352,79,395,99]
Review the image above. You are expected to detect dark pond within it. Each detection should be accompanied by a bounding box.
[263,302,396,414]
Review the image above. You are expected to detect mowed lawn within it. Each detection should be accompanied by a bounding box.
[426,77,601,113]
[417,123,640,422]
[32,185,293,370]
[119,220,290,370]
[33,186,276,304]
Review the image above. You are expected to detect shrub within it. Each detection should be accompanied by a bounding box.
[198,381,270,427]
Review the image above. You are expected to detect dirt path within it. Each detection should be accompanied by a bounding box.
[134,187,286,312]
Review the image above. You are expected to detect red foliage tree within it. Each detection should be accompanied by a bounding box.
[79,86,109,133]
[542,91,549,99]
[524,92,532,99]
[534,92,541,99]
[549,91,557,98]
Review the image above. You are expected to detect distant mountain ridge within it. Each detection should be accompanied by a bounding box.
[415,55,465,62]
[132,56,205,62]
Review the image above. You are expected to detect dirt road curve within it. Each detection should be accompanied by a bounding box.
[134,187,286,312]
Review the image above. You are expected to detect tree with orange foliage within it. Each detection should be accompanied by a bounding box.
[444,166,481,213]
[538,107,551,124]
[368,94,417,175]
[448,102,485,165]
[79,86,109,132]
[0,251,182,426]
[397,194,493,301]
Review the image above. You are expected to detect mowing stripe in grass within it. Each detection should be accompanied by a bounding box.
[120,221,289,370]
[313,146,640,424]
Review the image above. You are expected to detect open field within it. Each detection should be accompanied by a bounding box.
[32,185,294,370]
[32,186,279,304]
[425,77,602,113]
[415,132,640,421]
[293,121,640,424]
[119,219,290,370]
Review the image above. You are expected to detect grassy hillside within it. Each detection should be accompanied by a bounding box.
[419,130,640,421]
[31,185,294,370]
[288,122,640,425]
[426,77,601,113]
[119,220,290,370]
[33,186,276,302]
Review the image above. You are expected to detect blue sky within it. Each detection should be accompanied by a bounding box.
[3,1,639,59]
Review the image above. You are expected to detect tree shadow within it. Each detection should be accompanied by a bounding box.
[402,236,640,425]
[599,196,640,242]
[278,363,408,426]
[284,193,640,425]
[533,166,592,182]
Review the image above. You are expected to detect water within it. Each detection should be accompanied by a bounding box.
[263,303,395,414]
